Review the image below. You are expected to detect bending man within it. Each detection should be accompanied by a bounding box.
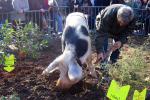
[95,4,135,64]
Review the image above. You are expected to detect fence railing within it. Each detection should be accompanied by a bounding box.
[0,6,150,35]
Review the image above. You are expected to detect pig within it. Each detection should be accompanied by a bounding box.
[42,12,97,90]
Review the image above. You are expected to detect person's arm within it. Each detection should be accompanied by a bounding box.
[117,33,128,47]
[94,12,114,63]
[95,12,112,53]
[12,0,23,13]
[95,31,107,54]
[48,0,55,11]
[146,0,150,10]
[23,0,29,12]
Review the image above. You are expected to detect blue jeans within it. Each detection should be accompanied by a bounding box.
[102,36,120,64]
[0,19,6,28]
[51,12,63,33]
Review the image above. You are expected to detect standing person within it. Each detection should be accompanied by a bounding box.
[0,0,13,28]
[95,4,135,64]
[147,0,150,6]
[28,0,48,30]
[11,0,29,29]
[90,0,95,6]
[94,0,111,15]
[81,0,94,30]
[123,0,142,8]
[144,0,150,36]
[110,0,125,4]
[73,0,83,11]
[123,0,142,18]
[42,0,50,31]
[43,0,49,10]
[48,0,64,34]
[136,0,150,36]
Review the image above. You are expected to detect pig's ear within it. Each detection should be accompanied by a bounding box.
[68,61,83,82]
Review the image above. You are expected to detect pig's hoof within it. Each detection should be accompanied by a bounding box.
[56,79,72,90]
[42,70,48,75]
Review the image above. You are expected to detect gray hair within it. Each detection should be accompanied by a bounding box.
[117,6,134,24]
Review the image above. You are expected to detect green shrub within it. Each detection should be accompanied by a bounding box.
[14,22,49,59]
[1,94,20,100]
[0,20,14,51]
[109,47,150,88]
[0,21,49,59]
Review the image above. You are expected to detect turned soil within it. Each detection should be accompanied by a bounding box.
[0,36,150,100]
[0,38,105,100]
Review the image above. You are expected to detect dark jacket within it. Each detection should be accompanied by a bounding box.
[95,4,135,53]
[110,0,125,4]
[94,0,111,6]
[146,0,150,9]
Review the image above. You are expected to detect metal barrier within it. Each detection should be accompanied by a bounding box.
[0,6,149,35]
[133,8,150,35]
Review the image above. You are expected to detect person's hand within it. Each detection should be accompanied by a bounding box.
[111,41,122,52]
[40,8,45,13]
[74,5,79,8]
[94,52,105,64]
[18,9,24,14]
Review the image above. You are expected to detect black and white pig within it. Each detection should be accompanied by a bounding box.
[42,12,97,89]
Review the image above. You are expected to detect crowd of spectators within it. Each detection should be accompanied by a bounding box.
[0,0,149,35]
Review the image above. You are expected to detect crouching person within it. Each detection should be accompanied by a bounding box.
[42,12,97,90]
[95,4,136,64]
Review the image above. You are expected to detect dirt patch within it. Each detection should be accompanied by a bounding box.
[1,36,150,100]
[0,39,105,100]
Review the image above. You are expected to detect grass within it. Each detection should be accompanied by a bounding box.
[0,93,20,100]
[107,36,150,98]
[92,36,150,99]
